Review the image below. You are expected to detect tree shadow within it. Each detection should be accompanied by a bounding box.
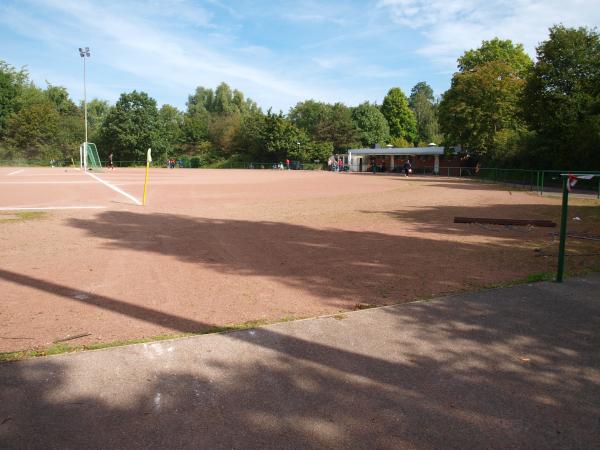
[1,275,599,448]
[366,202,600,240]
[64,210,562,310]
[3,203,598,352]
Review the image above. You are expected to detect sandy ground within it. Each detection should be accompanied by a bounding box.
[1,167,599,352]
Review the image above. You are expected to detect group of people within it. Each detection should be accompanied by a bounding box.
[328,157,345,172]
[273,159,292,170]
[167,159,177,169]
[369,158,412,175]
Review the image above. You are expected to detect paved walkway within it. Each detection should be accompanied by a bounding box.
[1,275,599,449]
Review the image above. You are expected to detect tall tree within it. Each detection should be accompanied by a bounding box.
[459,38,532,77]
[98,91,162,160]
[410,82,434,103]
[86,99,111,142]
[522,25,600,169]
[6,100,59,157]
[409,82,441,145]
[288,100,330,139]
[0,61,28,139]
[186,86,213,115]
[209,112,242,157]
[381,87,417,144]
[439,39,532,159]
[314,102,358,151]
[351,102,390,147]
[159,104,184,156]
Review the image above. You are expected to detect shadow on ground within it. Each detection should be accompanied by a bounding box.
[62,208,563,309]
[1,201,598,351]
[1,277,599,449]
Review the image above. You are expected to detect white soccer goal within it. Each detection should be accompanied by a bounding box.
[79,142,103,171]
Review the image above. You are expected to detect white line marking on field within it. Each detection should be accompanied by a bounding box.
[0,181,95,184]
[85,171,142,205]
[7,169,25,176]
[0,206,106,211]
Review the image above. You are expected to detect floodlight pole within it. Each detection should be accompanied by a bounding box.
[79,47,90,170]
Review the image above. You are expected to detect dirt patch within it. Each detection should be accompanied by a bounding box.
[1,169,599,353]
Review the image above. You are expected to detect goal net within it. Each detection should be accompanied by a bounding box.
[80,142,103,171]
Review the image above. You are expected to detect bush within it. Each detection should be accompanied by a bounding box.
[190,156,201,168]
[178,155,191,168]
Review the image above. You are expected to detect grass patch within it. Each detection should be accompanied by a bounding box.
[0,211,47,223]
[0,315,303,363]
[482,272,554,289]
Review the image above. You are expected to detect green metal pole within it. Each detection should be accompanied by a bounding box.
[540,171,544,196]
[556,176,569,282]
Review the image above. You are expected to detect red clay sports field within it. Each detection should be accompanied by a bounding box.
[1,167,599,353]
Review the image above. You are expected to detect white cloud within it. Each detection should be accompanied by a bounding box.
[378,0,600,69]
[0,0,336,110]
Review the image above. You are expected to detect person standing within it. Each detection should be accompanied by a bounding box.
[338,158,343,173]
[108,153,114,171]
[403,159,412,177]
[286,158,290,170]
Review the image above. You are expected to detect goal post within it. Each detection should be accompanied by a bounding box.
[80,142,103,171]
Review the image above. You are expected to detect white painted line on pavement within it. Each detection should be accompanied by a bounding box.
[7,169,25,176]
[85,171,142,205]
[0,206,106,211]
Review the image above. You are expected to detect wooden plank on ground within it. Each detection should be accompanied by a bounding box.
[454,217,556,227]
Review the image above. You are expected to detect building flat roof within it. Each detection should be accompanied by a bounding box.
[348,146,445,156]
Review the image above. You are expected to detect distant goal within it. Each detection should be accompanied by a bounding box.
[79,142,103,171]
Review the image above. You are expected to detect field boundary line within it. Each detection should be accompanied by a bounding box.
[0,181,95,184]
[7,169,25,176]
[0,206,106,211]
[85,171,142,205]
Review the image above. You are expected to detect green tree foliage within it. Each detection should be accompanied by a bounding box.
[182,109,210,145]
[260,110,309,161]
[439,39,532,160]
[410,82,434,102]
[1,73,82,161]
[0,61,28,139]
[305,141,333,162]
[439,61,528,158]
[98,91,162,160]
[209,112,242,157]
[522,25,600,169]
[45,84,78,115]
[288,100,330,138]
[6,101,59,157]
[409,82,441,145]
[159,104,184,156]
[86,99,111,142]
[313,102,358,151]
[351,102,389,147]
[183,83,259,158]
[381,87,417,144]
[459,38,533,77]
[186,83,259,116]
[234,110,310,161]
[289,100,357,151]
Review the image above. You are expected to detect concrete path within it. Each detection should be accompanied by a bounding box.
[1,275,599,449]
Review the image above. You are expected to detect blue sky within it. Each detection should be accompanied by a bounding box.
[1,0,599,112]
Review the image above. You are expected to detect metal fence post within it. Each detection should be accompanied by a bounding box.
[556,176,569,282]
